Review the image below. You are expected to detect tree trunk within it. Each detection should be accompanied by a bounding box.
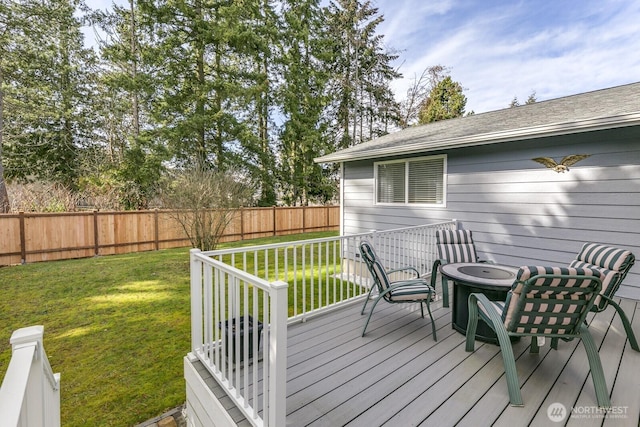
[0,64,10,212]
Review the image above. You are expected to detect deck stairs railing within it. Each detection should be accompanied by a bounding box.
[0,325,61,427]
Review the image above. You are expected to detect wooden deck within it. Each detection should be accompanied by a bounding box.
[197,292,640,427]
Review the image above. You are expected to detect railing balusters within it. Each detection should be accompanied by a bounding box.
[187,220,456,427]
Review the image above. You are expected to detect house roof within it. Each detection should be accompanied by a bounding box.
[315,81,640,163]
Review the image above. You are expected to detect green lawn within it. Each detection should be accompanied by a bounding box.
[0,231,338,426]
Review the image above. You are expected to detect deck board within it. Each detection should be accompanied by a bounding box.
[195,293,640,426]
[282,295,640,427]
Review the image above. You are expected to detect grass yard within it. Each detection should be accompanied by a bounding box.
[0,231,338,426]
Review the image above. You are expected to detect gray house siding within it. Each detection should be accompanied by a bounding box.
[342,126,640,297]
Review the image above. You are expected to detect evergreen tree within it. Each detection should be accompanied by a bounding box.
[418,76,466,123]
[229,0,280,206]
[326,0,400,147]
[91,0,166,208]
[136,0,244,170]
[509,90,537,108]
[2,0,97,192]
[278,0,333,205]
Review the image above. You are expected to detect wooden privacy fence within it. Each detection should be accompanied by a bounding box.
[0,206,339,266]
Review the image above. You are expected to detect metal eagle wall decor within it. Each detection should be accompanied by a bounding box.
[531,154,591,173]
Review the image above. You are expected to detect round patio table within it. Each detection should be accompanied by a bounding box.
[440,262,519,344]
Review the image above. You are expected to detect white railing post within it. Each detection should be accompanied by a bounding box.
[190,249,203,352]
[268,280,288,427]
[0,325,60,427]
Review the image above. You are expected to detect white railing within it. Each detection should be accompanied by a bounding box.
[189,220,456,427]
[0,325,61,427]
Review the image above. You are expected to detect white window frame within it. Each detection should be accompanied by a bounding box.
[374,155,447,206]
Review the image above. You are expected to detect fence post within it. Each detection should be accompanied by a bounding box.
[268,280,288,427]
[240,207,244,240]
[93,210,99,256]
[19,211,26,264]
[325,206,329,231]
[272,206,277,236]
[154,209,159,251]
[302,206,306,233]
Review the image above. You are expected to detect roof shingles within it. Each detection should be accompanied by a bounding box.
[316,81,640,163]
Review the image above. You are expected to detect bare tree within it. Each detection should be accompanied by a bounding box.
[398,65,449,128]
[162,167,253,251]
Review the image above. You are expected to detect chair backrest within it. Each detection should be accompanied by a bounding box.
[501,265,603,336]
[359,240,393,297]
[436,229,478,263]
[569,243,635,311]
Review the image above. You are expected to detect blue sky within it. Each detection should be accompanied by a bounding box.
[85,0,640,114]
[373,0,640,112]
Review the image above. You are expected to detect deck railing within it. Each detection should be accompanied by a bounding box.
[188,220,456,427]
[0,326,61,427]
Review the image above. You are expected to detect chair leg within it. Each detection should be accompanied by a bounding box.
[496,327,523,407]
[361,282,378,315]
[579,325,611,408]
[467,293,523,406]
[465,302,479,352]
[606,298,640,351]
[530,336,539,354]
[441,277,449,308]
[362,296,384,337]
[425,299,437,341]
[420,302,425,318]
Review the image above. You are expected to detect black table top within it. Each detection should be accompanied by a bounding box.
[440,262,518,289]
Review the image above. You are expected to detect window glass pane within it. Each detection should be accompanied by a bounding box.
[377,162,405,203]
[408,158,444,203]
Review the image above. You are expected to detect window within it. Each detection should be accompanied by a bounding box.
[375,155,446,205]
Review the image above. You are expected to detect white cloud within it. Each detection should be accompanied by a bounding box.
[376,0,640,113]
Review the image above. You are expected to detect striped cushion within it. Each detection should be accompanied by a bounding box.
[569,261,619,309]
[389,281,434,301]
[361,240,433,302]
[360,240,377,266]
[503,266,602,335]
[574,243,634,272]
[436,229,478,263]
[370,257,392,292]
[570,243,634,309]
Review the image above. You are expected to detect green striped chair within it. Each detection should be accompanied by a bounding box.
[430,229,487,308]
[569,243,638,351]
[359,240,437,339]
[466,266,610,408]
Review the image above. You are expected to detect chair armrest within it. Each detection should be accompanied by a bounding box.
[466,292,507,352]
[387,266,421,277]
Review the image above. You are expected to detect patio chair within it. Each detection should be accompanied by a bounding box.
[466,265,610,408]
[430,229,487,308]
[568,243,638,351]
[359,240,437,339]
